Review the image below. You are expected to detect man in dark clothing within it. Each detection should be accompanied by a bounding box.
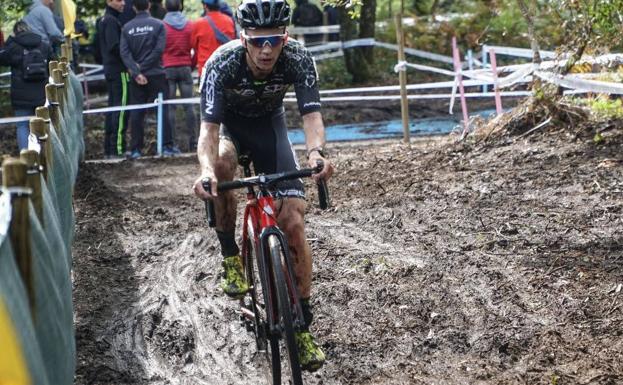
[292,0,323,45]
[119,0,136,25]
[0,20,55,151]
[150,0,167,19]
[120,0,176,158]
[99,0,130,158]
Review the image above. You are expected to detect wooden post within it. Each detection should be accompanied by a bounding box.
[394,13,410,144]
[60,43,69,62]
[489,48,503,115]
[29,117,50,181]
[2,158,34,316]
[66,37,73,62]
[45,84,62,136]
[20,150,43,223]
[49,60,59,77]
[451,37,470,138]
[52,68,65,110]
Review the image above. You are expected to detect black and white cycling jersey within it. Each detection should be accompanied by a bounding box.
[199,39,321,123]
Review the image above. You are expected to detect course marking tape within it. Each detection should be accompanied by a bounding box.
[82,101,158,114]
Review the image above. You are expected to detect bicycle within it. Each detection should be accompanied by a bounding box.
[202,155,329,385]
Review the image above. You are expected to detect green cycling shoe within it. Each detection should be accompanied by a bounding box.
[220,255,249,299]
[295,330,326,372]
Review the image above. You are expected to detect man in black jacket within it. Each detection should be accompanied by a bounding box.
[0,20,54,151]
[98,0,130,158]
[120,0,176,158]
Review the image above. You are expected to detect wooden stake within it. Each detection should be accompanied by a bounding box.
[58,63,72,106]
[2,158,34,317]
[35,107,54,175]
[49,60,59,76]
[29,117,49,181]
[20,150,43,224]
[394,13,410,144]
[45,84,62,137]
[52,68,66,109]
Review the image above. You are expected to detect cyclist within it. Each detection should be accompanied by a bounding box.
[192,0,333,372]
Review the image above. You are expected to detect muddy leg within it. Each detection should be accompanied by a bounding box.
[276,198,312,299]
[214,140,238,255]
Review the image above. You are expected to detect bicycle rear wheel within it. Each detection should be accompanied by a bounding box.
[268,235,303,385]
[244,221,282,384]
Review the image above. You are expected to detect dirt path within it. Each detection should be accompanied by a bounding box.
[73,133,623,385]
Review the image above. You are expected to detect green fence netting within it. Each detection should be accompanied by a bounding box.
[0,58,83,385]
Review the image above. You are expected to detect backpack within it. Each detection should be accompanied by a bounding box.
[22,47,47,82]
[296,4,322,27]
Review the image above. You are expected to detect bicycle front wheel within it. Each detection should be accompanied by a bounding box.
[268,235,303,385]
[244,220,281,384]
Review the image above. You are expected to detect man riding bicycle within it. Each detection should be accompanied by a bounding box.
[192,0,334,372]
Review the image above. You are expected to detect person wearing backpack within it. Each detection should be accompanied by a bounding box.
[191,0,235,76]
[0,20,54,151]
[22,0,64,48]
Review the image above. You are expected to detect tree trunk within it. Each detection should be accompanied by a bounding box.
[517,0,542,93]
[359,0,376,64]
[339,6,371,83]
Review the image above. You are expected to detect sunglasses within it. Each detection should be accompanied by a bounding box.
[242,32,286,48]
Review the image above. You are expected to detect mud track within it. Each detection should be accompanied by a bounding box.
[73,134,623,385]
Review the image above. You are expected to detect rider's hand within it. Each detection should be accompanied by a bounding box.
[308,153,334,183]
[193,173,218,200]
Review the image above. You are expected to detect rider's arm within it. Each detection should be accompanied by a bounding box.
[302,111,333,181]
[194,121,220,199]
[302,111,325,158]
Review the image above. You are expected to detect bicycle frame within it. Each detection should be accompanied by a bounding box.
[240,173,305,337]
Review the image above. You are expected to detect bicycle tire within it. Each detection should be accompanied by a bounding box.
[268,235,303,385]
[244,220,282,384]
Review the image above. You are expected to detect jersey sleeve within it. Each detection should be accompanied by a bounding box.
[291,47,321,115]
[199,61,226,124]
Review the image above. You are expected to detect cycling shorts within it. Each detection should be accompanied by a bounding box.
[220,107,305,199]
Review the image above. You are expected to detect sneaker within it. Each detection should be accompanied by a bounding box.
[162,145,182,157]
[220,255,249,299]
[295,330,325,372]
[128,150,142,160]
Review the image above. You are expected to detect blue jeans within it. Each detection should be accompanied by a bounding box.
[14,108,34,151]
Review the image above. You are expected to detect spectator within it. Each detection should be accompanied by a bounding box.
[99,0,131,158]
[23,0,64,47]
[323,4,339,41]
[0,21,55,151]
[292,0,323,45]
[163,0,196,151]
[191,0,235,76]
[120,0,177,158]
[150,0,167,19]
[119,0,137,25]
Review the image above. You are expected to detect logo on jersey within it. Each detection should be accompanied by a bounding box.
[204,69,217,116]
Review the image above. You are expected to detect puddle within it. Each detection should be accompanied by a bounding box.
[288,109,498,143]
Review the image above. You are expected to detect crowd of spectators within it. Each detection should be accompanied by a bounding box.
[0,0,333,156]
[98,0,235,158]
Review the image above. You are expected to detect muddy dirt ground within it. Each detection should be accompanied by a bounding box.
[72,119,623,384]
